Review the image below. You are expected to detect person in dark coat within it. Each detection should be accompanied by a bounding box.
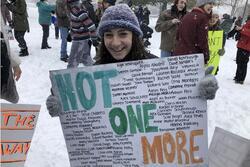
[220,13,234,37]
[174,0,215,64]
[227,16,243,39]
[5,0,29,56]
[143,7,151,25]
[82,0,97,26]
[46,4,219,117]
[234,15,250,84]
[140,21,153,47]
[135,5,144,23]
[155,0,187,57]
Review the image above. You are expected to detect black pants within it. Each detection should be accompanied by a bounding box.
[55,26,59,38]
[41,24,50,47]
[235,48,250,82]
[14,30,27,49]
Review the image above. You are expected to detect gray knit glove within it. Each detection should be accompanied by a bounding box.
[198,66,219,100]
[46,95,61,117]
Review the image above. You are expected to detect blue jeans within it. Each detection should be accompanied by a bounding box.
[59,27,69,58]
[161,50,172,58]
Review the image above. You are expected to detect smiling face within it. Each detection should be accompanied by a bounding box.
[203,3,214,14]
[176,0,187,11]
[104,28,133,60]
[209,13,219,26]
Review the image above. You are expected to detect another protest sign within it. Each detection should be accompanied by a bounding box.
[207,30,223,75]
[209,127,250,167]
[50,54,208,166]
[0,103,41,167]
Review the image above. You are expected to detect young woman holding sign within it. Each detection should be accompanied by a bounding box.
[46,4,218,116]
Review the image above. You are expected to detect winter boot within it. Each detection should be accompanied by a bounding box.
[19,48,29,57]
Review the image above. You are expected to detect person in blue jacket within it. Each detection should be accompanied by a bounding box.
[36,0,55,49]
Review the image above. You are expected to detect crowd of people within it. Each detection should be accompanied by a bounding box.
[0,0,249,105]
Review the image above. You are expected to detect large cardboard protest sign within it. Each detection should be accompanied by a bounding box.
[207,30,223,75]
[0,103,40,167]
[50,54,208,166]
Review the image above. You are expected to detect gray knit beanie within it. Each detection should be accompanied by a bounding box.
[97,4,143,38]
[196,0,216,7]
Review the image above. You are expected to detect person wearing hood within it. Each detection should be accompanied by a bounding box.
[155,0,187,57]
[36,0,56,49]
[174,0,215,64]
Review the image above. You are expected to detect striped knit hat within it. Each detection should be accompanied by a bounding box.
[97,4,143,38]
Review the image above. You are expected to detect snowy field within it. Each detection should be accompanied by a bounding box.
[1,3,250,167]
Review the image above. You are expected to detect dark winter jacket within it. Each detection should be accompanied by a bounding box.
[55,0,70,28]
[36,1,56,25]
[82,0,97,27]
[155,5,186,52]
[143,7,150,25]
[174,7,211,64]
[237,20,250,52]
[220,15,234,34]
[141,23,153,39]
[6,0,29,32]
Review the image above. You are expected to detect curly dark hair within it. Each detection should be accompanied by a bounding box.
[171,1,187,17]
[95,33,150,64]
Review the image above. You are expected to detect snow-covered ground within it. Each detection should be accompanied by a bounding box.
[1,3,250,167]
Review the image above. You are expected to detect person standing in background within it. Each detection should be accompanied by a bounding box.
[56,0,70,62]
[5,0,29,57]
[234,15,250,84]
[143,7,151,25]
[95,0,103,27]
[36,0,56,49]
[220,13,234,38]
[174,0,215,64]
[155,0,187,58]
[66,0,98,68]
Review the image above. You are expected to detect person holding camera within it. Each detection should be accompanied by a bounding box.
[155,0,187,58]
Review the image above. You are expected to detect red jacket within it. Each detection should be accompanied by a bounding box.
[174,8,211,64]
[237,20,250,52]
